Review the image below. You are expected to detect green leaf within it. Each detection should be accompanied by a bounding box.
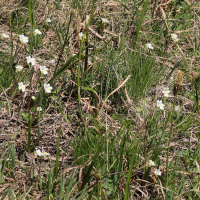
[21,112,32,123]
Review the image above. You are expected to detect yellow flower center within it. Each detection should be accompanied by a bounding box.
[165,91,168,94]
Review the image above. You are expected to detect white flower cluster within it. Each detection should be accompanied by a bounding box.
[171,33,180,42]
[101,18,109,24]
[34,148,50,158]
[155,87,172,110]
[19,28,42,44]
[18,82,26,92]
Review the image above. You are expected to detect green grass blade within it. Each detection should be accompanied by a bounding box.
[124,142,138,200]
[135,0,148,47]
[80,145,102,191]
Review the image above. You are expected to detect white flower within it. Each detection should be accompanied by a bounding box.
[26,56,35,66]
[44,83,53,93]
[72,53,76,56]
[33,29,42,36]
[171,34,180,42]
[79,32,86,40]
[40,65,48,75]
[157,100,165,110]
[146,43,153,50]
[46,18,51,23]
[157,100,162,106]
[154,169,162,176]
[34,149,43,157]
[159,103,165,110]
[1,33,9,39]
[18,82,25,92]
[162,87,170,97]
[19,35,28,44]
[15,65,23,72]
[32,96,36,100]
[37,107,42,112]
[148,160,155,167]
[34,148,50,158]
[101,18,109,24]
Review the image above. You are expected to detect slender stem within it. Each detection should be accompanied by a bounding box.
[166,86,179,187]
[28,110,31,153]
[78,39,84,111]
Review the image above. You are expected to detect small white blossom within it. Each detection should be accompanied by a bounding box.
[33,29,42,36]
[171,34,180,42]
[72,53,76,56]
[15,65,23,72]
[19,35,28,44]
[18,82,26,92]
[37,107,42,112]
[40,65,48,75]
[44,83,53,93]
[157,100,162,106]
[162,87,170,97]
[101,18,109,24]
[26,56,35,66]
[154,169,162,176]
[1,33,9,39]
[46,18,51,23]
[157,100,165,110]
[148,160,155,167]
[79,32,86,40]
[159,103,165,110]
[146,43,153,50]
[32,96,36,100]
[34,149,43,158]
